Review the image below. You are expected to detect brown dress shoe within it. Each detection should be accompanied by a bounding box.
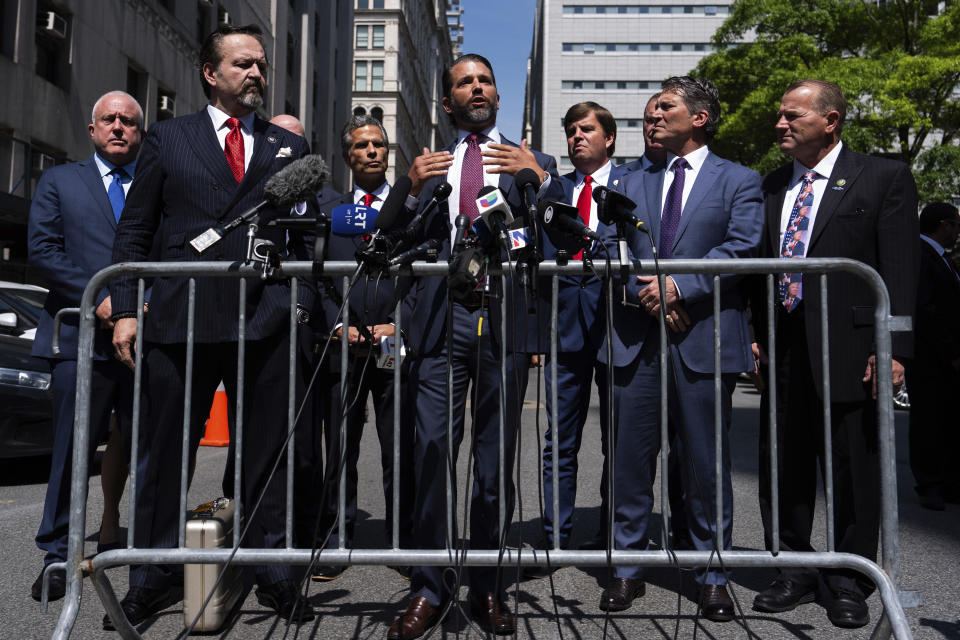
[599,577,645,611]
[699,584,735,622]
[469,592,515,635]
[387,596,441,640]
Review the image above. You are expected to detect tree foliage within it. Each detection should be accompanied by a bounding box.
[693,0,960,201]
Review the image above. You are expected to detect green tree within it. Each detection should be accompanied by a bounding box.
[693,0,960,201]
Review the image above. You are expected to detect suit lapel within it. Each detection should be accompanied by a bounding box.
[218,117,281,217]
[184,110,237,192]
[643,164,665,242]
[77,156,117,229]
[808,147,863,251]
[672,152,720,251]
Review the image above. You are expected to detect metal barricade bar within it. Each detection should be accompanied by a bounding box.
[56,257,909,640]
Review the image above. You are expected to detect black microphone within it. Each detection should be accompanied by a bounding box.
[388,238,441,266]
[453,213,470,254]
[373,174,413,231]
[190,154,329,253]
[592,185,648,233]
[515,168,541,213]
[406,181,452,234]
[539,200,600,242]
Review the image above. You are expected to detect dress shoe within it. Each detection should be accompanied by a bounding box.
[599,577,645,611]
[827,589,869,628]
[387,596,442,640]
[256,580,315,622]
[469,592,515,635]
[699,584,735,622]
[311,565,346,581]
[752,578,816,612]
[102,586,173,630]
[31,565,66,602]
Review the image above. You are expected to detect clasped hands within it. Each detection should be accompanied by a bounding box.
[406,140,547,196]
[636,274,690,333]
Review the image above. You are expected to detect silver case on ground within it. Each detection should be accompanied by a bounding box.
[183,497,244,633]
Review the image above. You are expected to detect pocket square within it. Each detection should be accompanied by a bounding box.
[276,147,292,158]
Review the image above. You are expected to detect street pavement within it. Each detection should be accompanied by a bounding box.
[1,379,958,639]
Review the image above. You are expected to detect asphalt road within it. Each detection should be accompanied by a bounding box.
[2,379,958,639]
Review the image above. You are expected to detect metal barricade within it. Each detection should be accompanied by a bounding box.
[52,257,910,640]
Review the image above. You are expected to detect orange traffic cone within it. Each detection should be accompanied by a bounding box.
[200,383,230,447]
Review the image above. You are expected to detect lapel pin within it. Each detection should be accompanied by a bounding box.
[836,178,846,186]
[613,179,620,186]
[267,135,277,144]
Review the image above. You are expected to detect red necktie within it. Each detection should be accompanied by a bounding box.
[459,134,484,221]
[224,117,244,183]
[573,175,593,260]
[363,193,375,207]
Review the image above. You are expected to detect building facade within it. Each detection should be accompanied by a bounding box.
[524,0,736,173]
[349,0,457,186]
[0,0,353,282]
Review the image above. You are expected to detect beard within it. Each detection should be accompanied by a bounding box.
[449,97,496,127]
[236,80,265,110]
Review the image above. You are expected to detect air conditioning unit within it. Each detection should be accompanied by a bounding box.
[32,153,56,174]
[158,95,176,117]
[39,11,67,39]
[218,10,230,25]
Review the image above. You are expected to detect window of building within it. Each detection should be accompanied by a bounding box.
[127,65,147,114]
[371,60,384,91]
[356,25,368,47]
[562,42,713,53]
[562,4,730,15]
[357,0,367,7]
[196,2,211,44]
[562,80,656,90]
[157,89,176,121]
[354,106,367,116]
[355,61,367,91]
[1,2,17,58]
[35,4,70,89]
[372,24,384,48]
[371,106,384,122]
[287,33,296,77]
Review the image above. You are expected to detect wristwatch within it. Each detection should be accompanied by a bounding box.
[296,305,311,325]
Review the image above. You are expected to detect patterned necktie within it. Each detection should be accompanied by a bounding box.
[107,167,127,223]
[458,133,484,221]
[224,117,244,183]
[659,157,688,259]
[573,174,593,260]
[779,170,817,311]
[363,193,375,207]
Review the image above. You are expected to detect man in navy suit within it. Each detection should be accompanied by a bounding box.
[109,25,314,628]
[387,53,561,640]
[601,77,762,620]
[753,80,919,628]
[528,102,634,566]
[27,90,143,603]
[309,115,415,580]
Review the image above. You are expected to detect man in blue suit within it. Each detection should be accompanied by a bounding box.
[108,25,314,628]
[528,102,636,566]
[387,53,562,640]
[600,76,763,620]
[27,90,143,603]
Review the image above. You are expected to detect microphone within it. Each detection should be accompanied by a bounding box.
[403,181,452,236]
[373,175,412,231]
[191,154,329,253]
[476,186,513,248]
[506,218,533,253]
[514,168,541,214]
[453,213,471,254]
[331,203,377,235]
[539,200,599,242]
[592,185,647,232]
[388,238,441,266]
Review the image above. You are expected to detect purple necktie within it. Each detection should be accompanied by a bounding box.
[659,157,688,259]
[779,170,817,311]
[458,133,484,221]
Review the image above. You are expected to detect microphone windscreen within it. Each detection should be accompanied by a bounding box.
[264,154,329,206]
[477,185,497,198]
[374,174,413,230]
[514,168,541,192]
[432,181,453,201]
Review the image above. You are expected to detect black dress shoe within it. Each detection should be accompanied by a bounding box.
[753,578,816,612]
[469,592,515,635]
[699,584,735,622]
[311,565,346,581]
[599,577,645,611]
[827,589,869,628]
[388,596,442,640]
[31,566,66,602]
[255,580,315,622]
[102,586,173,630]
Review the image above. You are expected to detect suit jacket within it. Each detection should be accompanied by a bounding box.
[111,109,311,343]
[912,239,960,376]
[756,146,919,402]
[28,156,124,360]
[538,163,632,354]
[605,150,763,373]
[402,136,562,356]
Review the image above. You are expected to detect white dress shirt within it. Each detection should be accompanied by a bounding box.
[353,181,390,210]
[660,144,711,216]
[570,159,612,231]
[777,141,844,254]
[206,104,255,171]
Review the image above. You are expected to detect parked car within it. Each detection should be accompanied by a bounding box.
[0,281,53,457]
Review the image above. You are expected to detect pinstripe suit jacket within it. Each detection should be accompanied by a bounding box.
[756,146,919,402]
[111,109,311,343]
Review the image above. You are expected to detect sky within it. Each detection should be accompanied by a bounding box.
[460,0,538,143]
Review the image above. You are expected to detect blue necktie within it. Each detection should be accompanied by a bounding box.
[108,167,127,223]
[659,157,688,259]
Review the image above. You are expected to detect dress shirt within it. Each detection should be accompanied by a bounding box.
[922,234,960,281]
[353,181,390,211]
[660,144,710,215]
[777,141,844,254]
[206,104,255,171]
[571,160,612,230]
[93,154,136,196]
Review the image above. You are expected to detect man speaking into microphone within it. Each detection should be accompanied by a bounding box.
[109,24,315,628]
[388,53,561,640]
